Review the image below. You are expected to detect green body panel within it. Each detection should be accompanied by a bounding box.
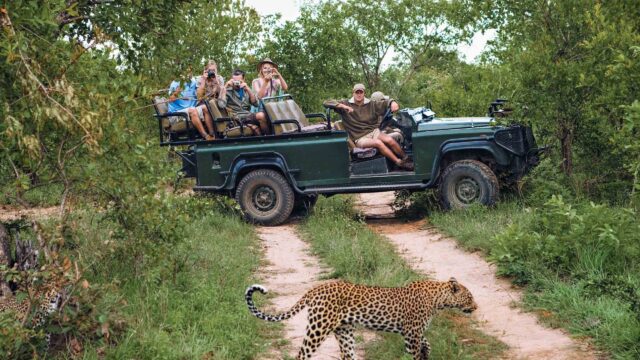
[195,132,351,189]
[194,118,497,191]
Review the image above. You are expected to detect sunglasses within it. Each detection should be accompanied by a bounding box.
[354,90,365,94]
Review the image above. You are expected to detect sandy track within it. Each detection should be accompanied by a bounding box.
[256,225,369,359]
[0,205,60,222]
[357,192,596,360]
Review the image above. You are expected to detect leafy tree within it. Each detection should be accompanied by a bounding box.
[464,0,640,187]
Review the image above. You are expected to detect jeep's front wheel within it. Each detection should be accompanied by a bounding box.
[235,169,295,226]
[438,160,498,210]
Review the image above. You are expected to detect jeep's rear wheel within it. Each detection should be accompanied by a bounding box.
[235,169,295,226]
[438,160,498,210]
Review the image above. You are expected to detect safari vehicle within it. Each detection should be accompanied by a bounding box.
[152,96,542,225]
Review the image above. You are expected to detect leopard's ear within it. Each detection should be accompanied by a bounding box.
[449,277,460,293]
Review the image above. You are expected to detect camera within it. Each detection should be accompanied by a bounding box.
[233,80,241,87]
[207,70,216,78]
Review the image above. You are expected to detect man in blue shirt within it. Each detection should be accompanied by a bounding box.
[168,71,215,140]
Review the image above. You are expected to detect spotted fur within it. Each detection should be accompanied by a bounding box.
[245,278,477,360]
[0,285,62,347]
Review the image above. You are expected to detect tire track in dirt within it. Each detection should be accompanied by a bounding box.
[256,225,370,359]
[357,192,597,360]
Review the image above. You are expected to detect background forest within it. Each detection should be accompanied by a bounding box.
[1,0,639,358]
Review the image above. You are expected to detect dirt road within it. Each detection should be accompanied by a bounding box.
[256,225,370,359]
[358,192,596,360]
[0,205,60,222]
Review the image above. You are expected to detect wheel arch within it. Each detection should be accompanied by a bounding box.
[226,152,302,194]
[432,140,510,184]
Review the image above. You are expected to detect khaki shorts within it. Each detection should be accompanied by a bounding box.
[354,128,381,147]
[172,106,204,125]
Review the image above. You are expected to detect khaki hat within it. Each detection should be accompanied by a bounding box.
[352,83,366,92]
[370,91,389,102]
[257,58,278,72]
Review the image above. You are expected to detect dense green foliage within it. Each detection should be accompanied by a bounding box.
[300,196,506,359]
[429,196,640,358]
[1,0,639,358]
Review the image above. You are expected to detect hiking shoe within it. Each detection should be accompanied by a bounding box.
[397,158,414,171]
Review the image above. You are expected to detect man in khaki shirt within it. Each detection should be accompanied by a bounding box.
[323,84,413,171]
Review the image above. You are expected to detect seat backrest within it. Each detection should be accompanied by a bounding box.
[153,97,173,130]
[264,99,309,135]
[208,99,231,134]
[153,97,169,116]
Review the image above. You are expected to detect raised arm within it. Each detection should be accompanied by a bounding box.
[272,68,288,91]
[323,100,353,113]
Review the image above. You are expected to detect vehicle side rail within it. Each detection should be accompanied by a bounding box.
[302,182,426,195]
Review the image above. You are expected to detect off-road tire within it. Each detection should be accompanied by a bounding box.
[291,194,318,217]
[438,160,499,210]
[235,169,295,226]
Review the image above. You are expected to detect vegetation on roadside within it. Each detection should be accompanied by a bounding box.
[2,0,639,358]
[300,196,507,359]
[1,197,272,359]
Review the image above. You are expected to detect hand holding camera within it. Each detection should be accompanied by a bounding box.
[263,68,273,80]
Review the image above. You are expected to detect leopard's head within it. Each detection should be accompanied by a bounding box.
[443,277,477,314]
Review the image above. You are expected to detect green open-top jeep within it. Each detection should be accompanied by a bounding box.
[152,96,542,225]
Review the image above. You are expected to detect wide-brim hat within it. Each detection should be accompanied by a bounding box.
[257,58,278,72]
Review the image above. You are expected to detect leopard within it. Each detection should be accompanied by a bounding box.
[0,284,63,347]
[245,277,477,360]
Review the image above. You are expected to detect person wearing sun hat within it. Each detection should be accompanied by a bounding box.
[323,84,413,171]
[251,58,289,101]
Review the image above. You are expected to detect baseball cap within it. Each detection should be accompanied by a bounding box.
[352,83,366,92]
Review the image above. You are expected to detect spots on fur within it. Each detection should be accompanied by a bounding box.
[245,278,477,359]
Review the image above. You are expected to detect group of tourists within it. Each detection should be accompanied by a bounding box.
[167,58,413,171]
[167,58,286,140]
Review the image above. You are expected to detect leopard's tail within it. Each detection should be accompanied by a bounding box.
[245,284,306,322]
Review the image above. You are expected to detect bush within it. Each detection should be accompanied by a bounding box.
[493,196,640,285]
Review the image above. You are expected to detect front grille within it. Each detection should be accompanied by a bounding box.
[495,127,526,155]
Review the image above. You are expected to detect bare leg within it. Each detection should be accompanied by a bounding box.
[356,138,401,164]
[188,108,211,139]
[198,104,215,136]
[256,112,269,134]
[379,132,406,159]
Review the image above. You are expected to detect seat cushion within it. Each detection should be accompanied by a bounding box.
[224,126,254,138]
[352,147,378,159]
[301,124,328,132]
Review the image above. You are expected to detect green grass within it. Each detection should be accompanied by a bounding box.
[1,182,63,207]
[428,198,640,359]
[299,195,507,359]
[67,207,275,359]
[428,201,531,252]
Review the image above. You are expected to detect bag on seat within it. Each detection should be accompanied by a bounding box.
[207,99,254,138]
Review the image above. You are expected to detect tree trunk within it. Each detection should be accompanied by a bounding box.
[559,125,573,176]
[0,223,13,297]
